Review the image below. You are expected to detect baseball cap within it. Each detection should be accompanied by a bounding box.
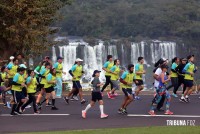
[92,70,101,77]
[76,58,83,62]
[19,64,27,69]
[9,56,15,60]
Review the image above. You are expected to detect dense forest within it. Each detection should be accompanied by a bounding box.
[56,0,200,42]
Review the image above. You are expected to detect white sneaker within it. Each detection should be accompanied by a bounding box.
[100,114,108,119]
[25,105,31,109]
[7,102,11,109]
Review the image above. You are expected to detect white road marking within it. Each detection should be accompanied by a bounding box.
[127,114,200,118]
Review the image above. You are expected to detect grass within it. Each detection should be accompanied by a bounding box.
[16,126,200,134]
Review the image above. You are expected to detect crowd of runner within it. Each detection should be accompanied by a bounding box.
[0,54,199,118]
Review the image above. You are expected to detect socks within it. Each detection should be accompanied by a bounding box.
[99,105,104,115]
[84,104,91,112]
[185,95,189,98]
[52,99,55,107]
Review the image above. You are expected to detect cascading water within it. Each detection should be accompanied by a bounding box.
[60,45,77,81]
[52,46,57,64]
[52,39,177,89]
[108,45,118,60]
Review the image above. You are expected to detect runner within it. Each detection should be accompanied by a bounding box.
[168,57,180,97]
[20,70,40,114]
[82,70,108,119]
[6,58,19,91]
[0,66,10,108]
[101,55,114,96]
[107,59,121,99]
[180,55,197,102]
[134,57,146,100]
[175,58,187,97]
[36,62,51,108]
[153,58,169,111]
[10,67,27,115]
[149,64,173,115]
[63,58,86,104]
[53,56,66,98]
[40,68,58,110]
[118,64,135,114]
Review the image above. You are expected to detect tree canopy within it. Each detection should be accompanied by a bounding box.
[57,0,200,42]
[0,0,72,59]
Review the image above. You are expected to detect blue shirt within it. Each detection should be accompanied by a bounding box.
[13,73,20,82]
[71,64,77,72]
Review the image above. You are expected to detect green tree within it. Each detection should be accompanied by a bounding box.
[0,0,72,59]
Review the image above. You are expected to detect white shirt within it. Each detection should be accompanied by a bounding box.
[154,68,162,88]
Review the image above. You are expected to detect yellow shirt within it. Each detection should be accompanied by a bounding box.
[110,65,120,81]
[103,61,114,76]
[26,77,37,93]
[121,71,135,88]
[12,73,24,92]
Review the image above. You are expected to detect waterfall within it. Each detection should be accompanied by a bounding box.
[52,46,57,64]
[83,45,98,81]
[150,42,176,64]
[94,42,106,70]
[52,38,178,88]
[108,45,118,59]
[60,45,77,80]
[131,43,140,64]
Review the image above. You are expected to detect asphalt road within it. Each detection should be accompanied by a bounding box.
[0,92,200,133]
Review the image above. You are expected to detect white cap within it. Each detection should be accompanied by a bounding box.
[19,64,27,69]
[75,58,83,62]
[9,56,14,60]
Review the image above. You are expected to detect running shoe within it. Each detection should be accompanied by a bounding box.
[34,111,40,114]
[70,96,79,101]
[63,97,69,104]
[118,108,123,114]
[112,92,119,97]
[7,102,11,109]
[10,112,18,116]
[148,110,156,116]
[122,108,128,114]
[51,106,58,110]
[46,103,52,107]
[3,103,6,107]
[25,105,32,109]
[172,93,178,98]
[164,110,174,115]
[107,92,112,99]
[82,110,86,119]
[101,114,108,119]
[135,96,141,100]
[185,97,190,102]
[14,111,22,115]
[179,98,186,103]
[81,99,86,104]
[19,108,25,113]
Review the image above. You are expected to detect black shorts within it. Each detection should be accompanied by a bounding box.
[184,80,193,88]
[122,88,133,97]
[45,86,55,93]
[73,81,82,89]
[12,90,25,103]
[135,79,144,86]
[91,92,102,102]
